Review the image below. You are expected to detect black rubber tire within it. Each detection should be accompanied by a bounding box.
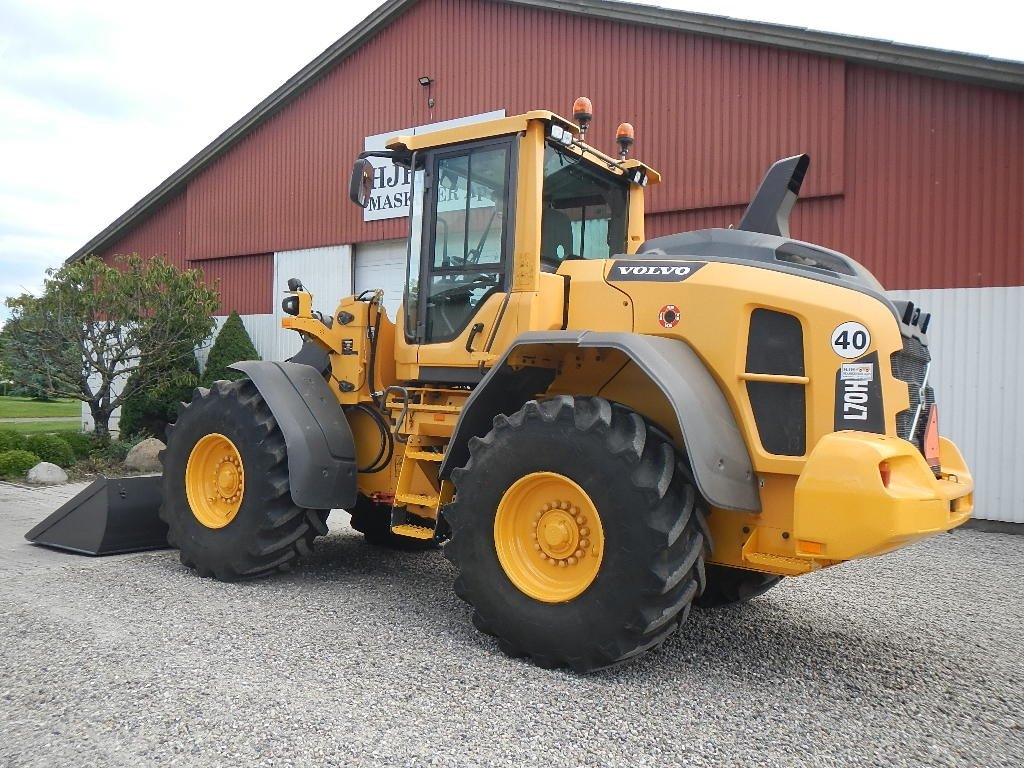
[443,396,711,672]
[159,379,329,580]
[696,565,783,608]
[348,493,439,551]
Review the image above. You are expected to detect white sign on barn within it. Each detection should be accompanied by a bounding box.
[362,110,505,221]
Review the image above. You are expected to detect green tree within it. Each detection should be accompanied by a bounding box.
[0,319,51,398]
[0,255,219,439]
[201,311,260,386]
[119,343,200,438]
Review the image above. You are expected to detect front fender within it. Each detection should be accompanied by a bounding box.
[229,361,356,510]
[439,331,759,512]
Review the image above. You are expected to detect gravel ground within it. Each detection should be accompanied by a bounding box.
[1,483,1022,767]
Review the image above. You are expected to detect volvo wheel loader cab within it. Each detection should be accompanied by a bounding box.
[161,102,974,671]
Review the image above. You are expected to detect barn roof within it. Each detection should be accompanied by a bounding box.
[68,0,1024,263]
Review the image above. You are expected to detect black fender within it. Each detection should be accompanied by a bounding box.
[229,361,357,510]
[438,331,760,513]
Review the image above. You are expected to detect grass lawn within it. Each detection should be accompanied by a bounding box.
[0,420,81,435]
[0,396,80,419]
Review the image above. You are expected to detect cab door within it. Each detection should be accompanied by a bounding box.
[406,137,516,380]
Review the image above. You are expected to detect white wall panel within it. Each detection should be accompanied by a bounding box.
[354,239,407,321]
[270,244,354,361]
[888,286,1023,523]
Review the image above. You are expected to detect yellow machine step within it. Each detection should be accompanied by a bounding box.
[395,492,439,508]
[403,449,444,462]
[743,551,814,576]
[390,524,436,540]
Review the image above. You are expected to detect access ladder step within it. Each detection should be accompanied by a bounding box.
[404,449,444,462]
[743,551,813,575]
[395,492,439,508]
[390,524,436,540]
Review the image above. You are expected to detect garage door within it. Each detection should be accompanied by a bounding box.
[354,239,407,321]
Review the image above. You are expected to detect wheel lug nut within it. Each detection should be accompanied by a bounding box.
[574,549,584,559]
[580,539,590,549]
[579,527,590,537]
[567,557,578,566]
[558,560,567,568]
[575,515,585,525]
[534,544,541,551]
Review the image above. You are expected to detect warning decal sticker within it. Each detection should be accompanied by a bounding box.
[834,352,884,434]
[658,305,681,328]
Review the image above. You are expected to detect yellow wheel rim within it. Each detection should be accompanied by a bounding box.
[494,472,605,603]
[185,433,245,529]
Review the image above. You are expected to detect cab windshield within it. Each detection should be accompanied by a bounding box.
[540,144,629,269]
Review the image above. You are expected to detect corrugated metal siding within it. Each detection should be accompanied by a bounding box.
[180,0,844,260]
[194,252,274,315]
[95,0,1021,297]
[649,65,1024,292]
[838,67,1024,290]
[98,191,187,268]
[888,287,1023,523]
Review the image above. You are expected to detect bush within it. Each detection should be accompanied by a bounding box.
[56,430,96,460]
[0,429,22,452]
[0,449,40,479]
[97,435,145,463]
[119,354,199,439]
[24,433,75,468]
[202,312,259,386]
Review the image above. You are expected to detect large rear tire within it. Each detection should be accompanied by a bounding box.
[696,565,782,608]
[444,396,710,672]
[160,379,329,580]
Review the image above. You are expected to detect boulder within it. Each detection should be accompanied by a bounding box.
[124,438,166,472]
[27,462,68,485]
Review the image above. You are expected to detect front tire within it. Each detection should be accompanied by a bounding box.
[160,379,328,580]
[444,396,711,672]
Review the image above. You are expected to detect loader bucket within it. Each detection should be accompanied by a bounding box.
[24,475,171,556]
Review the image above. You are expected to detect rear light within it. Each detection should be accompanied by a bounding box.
[879,460,892,488]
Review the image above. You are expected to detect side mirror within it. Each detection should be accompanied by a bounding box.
[348,158,374,208]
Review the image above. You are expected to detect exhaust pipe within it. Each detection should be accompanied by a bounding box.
[738,154,810,238]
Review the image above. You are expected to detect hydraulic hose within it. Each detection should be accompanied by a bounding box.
[347,403,393,474]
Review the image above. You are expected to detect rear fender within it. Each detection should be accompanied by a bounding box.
[229,361,357,510]
[438,331,760,512]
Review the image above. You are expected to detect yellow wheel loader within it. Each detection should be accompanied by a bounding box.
[160,102,973,671]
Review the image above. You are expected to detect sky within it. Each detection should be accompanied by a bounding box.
[1,0,1021,320]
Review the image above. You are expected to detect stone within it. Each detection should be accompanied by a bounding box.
[124,438,166,472]
[27,462,68,485]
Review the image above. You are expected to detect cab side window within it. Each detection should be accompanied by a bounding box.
[419,142,512,344]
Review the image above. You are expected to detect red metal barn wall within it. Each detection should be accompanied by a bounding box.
[94,0,1023,518]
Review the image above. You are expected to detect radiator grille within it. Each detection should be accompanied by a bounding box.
[746,309,806,456]
[890,336,934,449]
